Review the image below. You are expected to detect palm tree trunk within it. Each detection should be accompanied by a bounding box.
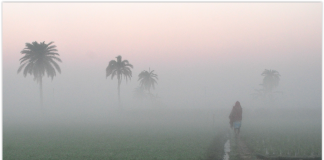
[39,76,43,111]
[117,76,121,109]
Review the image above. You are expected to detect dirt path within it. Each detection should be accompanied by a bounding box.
[236,137,262,160]
[205,129,262,160]
[225,127,262,160]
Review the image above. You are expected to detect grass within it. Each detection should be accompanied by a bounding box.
[6,108,319,160]
[240,112,321,158]
[4,117,219,160]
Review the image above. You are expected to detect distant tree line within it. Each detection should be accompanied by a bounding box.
[18,41,159,111]
[17,41,282,111]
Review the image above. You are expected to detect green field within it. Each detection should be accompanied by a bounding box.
[3,108,321,160]
[3,109,225,160]
[240,109,321,158]
[4,125,217,160]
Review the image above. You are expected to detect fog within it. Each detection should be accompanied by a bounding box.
[3,3,321,137]
[3,54,321,127]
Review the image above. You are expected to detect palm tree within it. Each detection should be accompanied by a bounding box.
[17,41,62,109]
[138,68,158,94]
[261,69,280,93]
[106,55,133,108]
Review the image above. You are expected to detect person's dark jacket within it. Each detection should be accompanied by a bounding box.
[229,102,242,127]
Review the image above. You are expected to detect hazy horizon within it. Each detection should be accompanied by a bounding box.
[3,3,322,125]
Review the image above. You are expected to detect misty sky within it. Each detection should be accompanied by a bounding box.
[2,3,322,117]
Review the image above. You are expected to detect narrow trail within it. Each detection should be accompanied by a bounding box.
[205,129,262,160]
[236,137,262,160]
[225,127,262,160]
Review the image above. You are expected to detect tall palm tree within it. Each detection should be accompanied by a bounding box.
[261,69,280,93]
[106,55,133,108]
[138,68,158,93]
[17,41,62,109]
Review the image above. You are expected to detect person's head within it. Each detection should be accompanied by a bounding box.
[235,101,240,107]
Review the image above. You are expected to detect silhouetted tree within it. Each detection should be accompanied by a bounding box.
[252,69,281,105]
[106,55,133,108]
[261,69,280,94]
[138,68,158,93]
[17,41,62,109]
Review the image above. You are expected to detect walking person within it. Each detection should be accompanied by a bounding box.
[229,101,243,138]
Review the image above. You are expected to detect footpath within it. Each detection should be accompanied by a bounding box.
[205,128,261,160]
[227,128,262,160]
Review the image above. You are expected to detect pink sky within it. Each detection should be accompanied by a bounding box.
[2,2,322,110]
[3,3,321,70]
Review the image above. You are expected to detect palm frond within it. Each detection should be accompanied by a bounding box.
[23,62,34,77]
[106,56,133,84]
[138,69,158,92]
[49,58,61,73]
[18,41,61,81]
[17,62,27,73]
[47,52,59,56]
[111,70,118,80]
[48,56,62,62]
[261,69,281,93]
